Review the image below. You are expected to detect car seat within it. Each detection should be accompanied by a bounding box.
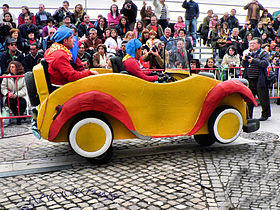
[41,59,57,93]
[110,56,129,74]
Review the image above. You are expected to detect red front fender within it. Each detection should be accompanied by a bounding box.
[48,91,135,140]
[188,80,257,136]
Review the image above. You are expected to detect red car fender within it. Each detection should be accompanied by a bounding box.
[48,91,135,140]
[188,80,257,136]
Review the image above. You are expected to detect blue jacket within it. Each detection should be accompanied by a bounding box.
[182,0,199,20]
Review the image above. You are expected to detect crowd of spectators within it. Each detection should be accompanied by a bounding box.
[1,1,279,74]
[199,1,280,73]
[0,0,280,123]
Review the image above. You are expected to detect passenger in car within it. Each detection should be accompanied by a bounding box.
[44,26,98,86]
[123,38,167,82]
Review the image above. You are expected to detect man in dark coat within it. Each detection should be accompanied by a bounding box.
[24,43,44,72]
[120,0,137,30]
[242,37,271,121]
[0,38,25,75]
[19,15,40,39]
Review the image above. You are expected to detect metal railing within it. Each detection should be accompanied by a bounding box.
[0,75,32,138]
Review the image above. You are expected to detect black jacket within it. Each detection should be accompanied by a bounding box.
[0,50,25,75]
[24,52,44,72]
[242,49,270,87]
[19,23,40,39]
[120,1,137,23]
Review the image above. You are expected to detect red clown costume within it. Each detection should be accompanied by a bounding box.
[44,26,92,86]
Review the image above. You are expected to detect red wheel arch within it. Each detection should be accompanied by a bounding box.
[48,91,135,140]
[188,80,257,136]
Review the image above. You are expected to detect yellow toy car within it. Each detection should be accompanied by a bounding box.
[25,60,259,164]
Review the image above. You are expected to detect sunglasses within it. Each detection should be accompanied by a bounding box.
[10,43,17,46]
[50,32,55,34]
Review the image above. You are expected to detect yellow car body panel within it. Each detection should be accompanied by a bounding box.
[33,64,247,142]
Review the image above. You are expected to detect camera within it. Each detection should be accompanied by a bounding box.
[126,3,131,9]
[152,45,158,53]
[245,55,251,60]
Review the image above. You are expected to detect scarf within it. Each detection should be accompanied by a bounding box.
[46,42,72,60]
[122,54,132,62]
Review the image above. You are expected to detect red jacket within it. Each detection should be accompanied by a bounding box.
[45,45,91,86]
[18,14,36,26]
[123,57,158,82]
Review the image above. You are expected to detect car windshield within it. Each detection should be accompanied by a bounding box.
[163,38,192,70]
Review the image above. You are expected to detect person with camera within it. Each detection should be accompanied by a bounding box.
[123,38,168,82]
[53,1,75,26]
[0,12,16,41]
[244,0,264,28]
[0,4,16,26]
[120,0,138,31]
[242,37,271,121]
[142,40,169,70]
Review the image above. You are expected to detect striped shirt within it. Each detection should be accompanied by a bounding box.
[247,50,261,79]
[160,5,167,20]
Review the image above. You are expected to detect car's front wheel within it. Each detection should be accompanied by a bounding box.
[208,106,243,144]
[69,117,113,164]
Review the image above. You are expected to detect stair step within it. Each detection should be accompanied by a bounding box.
[194,47,213,50]
[193,52,214,55]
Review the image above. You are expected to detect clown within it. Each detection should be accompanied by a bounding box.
[44,26,98,87]
[123,38,161,82]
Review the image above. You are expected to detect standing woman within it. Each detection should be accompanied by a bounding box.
[18,6,36,26]
[1,61,27,125]
[107,4,121,28]
[73,4,86,26]
[104,28,122,55]
[116,16,130,39]
[133,21,145,39]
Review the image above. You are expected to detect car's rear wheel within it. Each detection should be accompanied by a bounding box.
[208,106,243,144]
[69,117,113,164]
[194,134,216,146]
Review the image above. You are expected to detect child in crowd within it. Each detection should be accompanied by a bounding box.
[208,14,219,42]
[146,30,159,48]
[174,16,186,38]
[133,21,145,39]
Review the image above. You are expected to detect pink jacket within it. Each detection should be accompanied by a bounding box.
[107,13,121,27]
[174,22,186,37]
[209,19,218,31]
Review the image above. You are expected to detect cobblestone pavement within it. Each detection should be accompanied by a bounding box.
[0,105,279,209]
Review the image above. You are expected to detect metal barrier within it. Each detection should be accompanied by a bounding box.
[0,75,32,138]
[188,66,280,99]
